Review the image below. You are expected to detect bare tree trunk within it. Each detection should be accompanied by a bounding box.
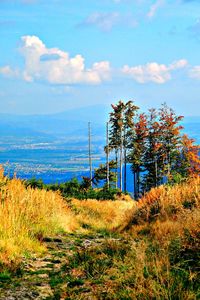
[123,127,127,192]
[137,169,140,198]
[124,148,127,192]
[155,159,158,187]
[106,122,110,189]
[115,149,118,189]
[134,172,137,199]
[166,150,171,184]
[119,127,123,191]
[88,122,92,188]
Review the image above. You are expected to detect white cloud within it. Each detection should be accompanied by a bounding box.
[0,65,19,78]
[17,35,111,85]
[147,0,165,19]
[81,12,138,31]
[189,66,200,80]
[122,59,188,84]
[169,59,188,70]
[81,12,120,31]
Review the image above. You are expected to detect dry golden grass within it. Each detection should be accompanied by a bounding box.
[0,167,78,269]
[1,160,199,300]
[0,165,137,270]
[129,176,200,251]
[123,177,200,299]
[71,198,137,232]
[139,176,200,209]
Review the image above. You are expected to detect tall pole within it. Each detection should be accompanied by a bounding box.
[124,127,127,192]
[119,126,123,191]
[155,158,158,187]
[115,150,118,189]
[106,122,110,189]
[88,122,92,187]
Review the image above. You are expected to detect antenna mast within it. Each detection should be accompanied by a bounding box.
[88,122,92,187]
[106,122,110,189]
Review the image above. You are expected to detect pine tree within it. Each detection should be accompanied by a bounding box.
[108,100,139,191]
[109,101,125,190]
[92,160,117,187]
[158,103,183,181]
[171,134,200,181]
[123,101,139,192]
[128,113,148,198]
[141,108,163,192]
[106,100,199,197]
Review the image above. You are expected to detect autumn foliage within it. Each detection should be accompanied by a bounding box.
[107,101,200,197]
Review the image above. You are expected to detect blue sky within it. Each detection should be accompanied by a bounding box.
[0,0,200,115]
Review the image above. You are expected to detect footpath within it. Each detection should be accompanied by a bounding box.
[0,233,122,300]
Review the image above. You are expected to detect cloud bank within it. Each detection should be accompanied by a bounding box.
[147,0,165,19]
[0,36,195,86]
[20,36,111,85]
[80,11,138,31]
[189,66,200,80]
[0,65,19,78]
[122,59,188,84]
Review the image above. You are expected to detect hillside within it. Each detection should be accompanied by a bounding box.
[0,105,109,140]
[0,169,199,299]
[0,107,199,142]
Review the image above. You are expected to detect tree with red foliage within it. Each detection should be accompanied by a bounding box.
[171,134,200,182]
[107,100,199,197]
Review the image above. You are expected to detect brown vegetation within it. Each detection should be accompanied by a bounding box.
[0,167,199,298]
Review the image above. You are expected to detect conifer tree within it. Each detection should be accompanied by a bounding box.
[171,134,200,181]
[92,160,117,187]
[106,100,199,197]
[123,101,139,192]
[109,101,125,190]
[158,103,183,181]
[142,108,163,192]
[128,113,148,198]
[108,100,139,191]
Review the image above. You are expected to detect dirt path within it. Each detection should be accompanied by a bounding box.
[0,233,122,300]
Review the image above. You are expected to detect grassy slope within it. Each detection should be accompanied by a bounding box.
[67,178,199,299]
[0,166,78,271]
[0,167,199,299]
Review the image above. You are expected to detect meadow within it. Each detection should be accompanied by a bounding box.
[0,166,199,299]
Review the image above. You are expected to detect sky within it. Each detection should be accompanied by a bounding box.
[0,0,200,116]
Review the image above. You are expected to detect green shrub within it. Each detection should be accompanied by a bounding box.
[25,177,120,200]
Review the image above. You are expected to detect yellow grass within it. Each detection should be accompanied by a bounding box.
[0,167,78,269]
[0,166,136,269]
[1,160,199,290]
[123,177,200,298]
[71,198,137,232]
[129,176,200,246]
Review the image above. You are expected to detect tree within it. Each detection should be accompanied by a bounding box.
[109,101,125,190]
[92,160,117,188]
[108,100,139,191]
[128,113,148,198]
[171,134,200,181]
[106,100,199,197]
[158,103,183,181]
[142,108,163,192]
[123,101,139,192]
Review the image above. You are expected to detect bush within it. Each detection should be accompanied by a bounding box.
[25,177,120,200]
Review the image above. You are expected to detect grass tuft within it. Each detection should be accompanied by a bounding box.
[0,167,78,270]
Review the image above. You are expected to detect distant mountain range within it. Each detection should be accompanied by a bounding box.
[0,105,109,141]
[0,105,199,143]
